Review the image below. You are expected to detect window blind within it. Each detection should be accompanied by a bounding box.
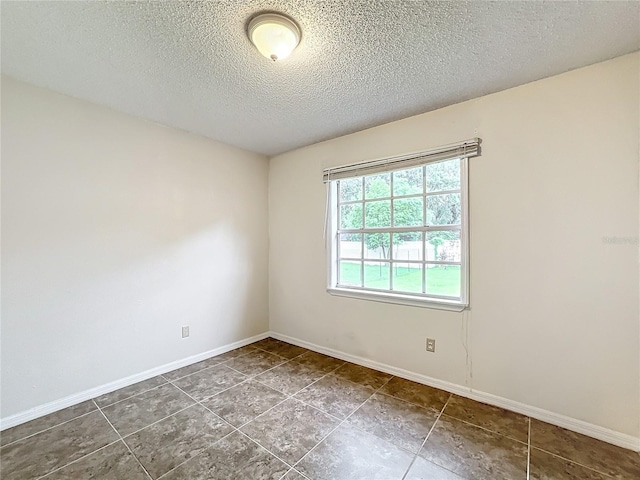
[322,138,481,183]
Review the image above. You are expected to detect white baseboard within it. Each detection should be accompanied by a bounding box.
[0,332,270,431]
[269,331,640,452]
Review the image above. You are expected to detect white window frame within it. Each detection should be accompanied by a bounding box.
[325,141,478,311]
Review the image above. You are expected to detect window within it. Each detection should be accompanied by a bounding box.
[324,140,479,311]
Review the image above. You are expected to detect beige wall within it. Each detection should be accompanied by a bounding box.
[269,53,640,438]
[1,78,270,417]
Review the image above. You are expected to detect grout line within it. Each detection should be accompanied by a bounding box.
[375,390,444,414]
[161,346,262,381]
[527,417,531,480]
[212,361,361,470]
[224,364,250,375]
[161,363,223,383]
[251,368,333,400]
[98,382,174,410]
[120,405,196,439]
[290,375,396,472]
[165,369,301,474]
[245,344,291,360]
[16,343,629,480]
[401,394,452,480]
[1,408,99,449]
[95,378,169,409]
[95,344,263,408]
[35,438,123,479]
[155,429,238,479]
[237,429,296,469]
[234,364,346,431]
[370,385,447,412]
[92,400,153,480]
[16,345,360,479]
[233,394,293,431]
[162,375,298,473]
[127,382,240,479]
[224,355,291,378]
[164,382,232,421]
[529,445,619,479]
[277,467,312,480]
[437,411,529,445]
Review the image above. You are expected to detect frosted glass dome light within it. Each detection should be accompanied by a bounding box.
[248,13,300,62]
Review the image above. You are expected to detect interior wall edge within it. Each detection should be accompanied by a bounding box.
[0,331,270,432]
[269,330,640,452]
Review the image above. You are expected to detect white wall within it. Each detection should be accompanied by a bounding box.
[1,77,269,418]
[269,53,640,438]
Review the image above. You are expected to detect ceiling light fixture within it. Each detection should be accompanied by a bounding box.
[248,13,300,62]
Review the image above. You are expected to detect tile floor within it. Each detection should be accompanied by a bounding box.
[1,338,639,479]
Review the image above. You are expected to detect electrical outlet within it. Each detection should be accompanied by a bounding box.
[426,338,436,353]
[182,326,189,338]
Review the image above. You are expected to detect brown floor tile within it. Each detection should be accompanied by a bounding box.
[296,423,413,480]
[294,374,374,419]
[5,347,636,480]
[125,404,233,478]
[291,351,345,374]
[529,447,612,480]
[283,468,309,479]
[102,383,194,437]
[251,337,287,351]
[94,376,167,407]
[252,338,308,359]
[331,363,392,389]
[347,392,439,453]
[380,377,450,410]
[0,400,96,447]
[240,398,339,465]
[161,430,289,480]
[172,364,247,401]
[0,410,119,479]
[530,419,640,479]
[270,343,308,360]
[255,361,325,395]
[444,395,528,442]
[44,441,148,480]
[404,456,464,479]
[212,345,257,362]
[203,380,287,427]
[420,415,527,479]
[225,349,288,376]
[163,357,226,381]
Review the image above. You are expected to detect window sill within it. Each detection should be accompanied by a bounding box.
[326,287,467,311]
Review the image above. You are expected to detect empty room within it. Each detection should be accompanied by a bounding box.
[1,1,639,479]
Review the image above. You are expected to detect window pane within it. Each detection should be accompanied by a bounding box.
[393,197,423,227]
[364,200,391,228]
[364,261,390,289]
[426,158,460,192]
[392,232,423,260]
[393,167,423,196]
[365,173,390,199]
[392,263,423,293]
[339,178,362,202]
[426,264,460,297]
[339,261,362,286]
[339,233,362,258]
[340,203,362,229]
[364,233,391,259]
[426,193,460,226]
[426,231,461,262]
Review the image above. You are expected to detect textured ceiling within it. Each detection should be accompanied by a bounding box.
[2,1,639,156]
